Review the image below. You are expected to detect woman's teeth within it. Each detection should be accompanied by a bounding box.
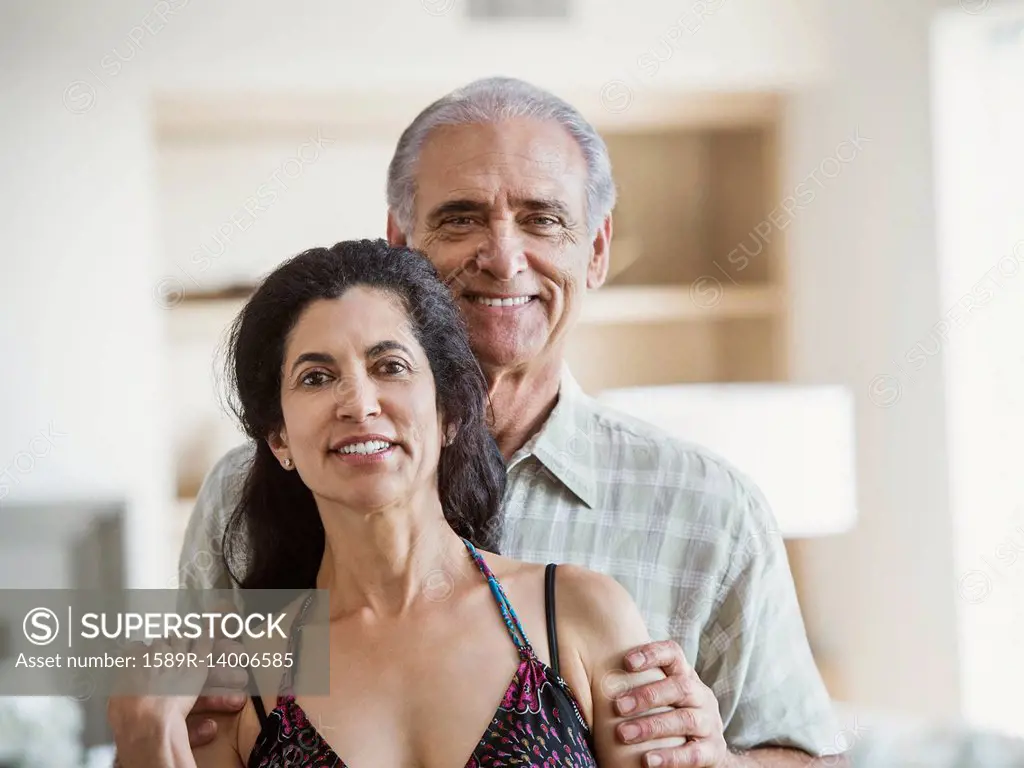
[338,440,392,455]
[473,296,532,307]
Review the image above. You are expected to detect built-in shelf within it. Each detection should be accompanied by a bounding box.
[168,282,781,339]
[582,284,781,325]
[166,296,247,344]
[154,90,780,141]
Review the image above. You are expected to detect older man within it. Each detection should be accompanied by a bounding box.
[173,77,844,767]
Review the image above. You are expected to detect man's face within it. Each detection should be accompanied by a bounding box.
[393,118,610,373]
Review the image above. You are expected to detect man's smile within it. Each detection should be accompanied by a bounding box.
[463,292,539,308]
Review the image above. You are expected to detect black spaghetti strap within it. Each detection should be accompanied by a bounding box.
[545,563,560,678]
[246,665,269,728]
[249,590,316,729]
[250,693,268,727]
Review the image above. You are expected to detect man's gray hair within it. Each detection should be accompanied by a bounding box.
[386,76,617,237]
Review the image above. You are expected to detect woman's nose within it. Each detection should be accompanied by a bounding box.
[332,374,381,421]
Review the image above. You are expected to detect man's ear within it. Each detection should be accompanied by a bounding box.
[587,213,613,290]
[386,211,408,247]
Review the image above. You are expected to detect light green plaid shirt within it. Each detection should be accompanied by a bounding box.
[179,367,840,755]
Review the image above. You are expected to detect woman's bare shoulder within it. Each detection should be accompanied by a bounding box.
[475,549,546,580]
[551,565,642,632]
[475,554,640,633]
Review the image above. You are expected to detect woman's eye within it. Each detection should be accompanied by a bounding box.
[300,371,330,387]
[378,359,409,376]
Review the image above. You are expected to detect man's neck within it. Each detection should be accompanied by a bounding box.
[484,358,563,462]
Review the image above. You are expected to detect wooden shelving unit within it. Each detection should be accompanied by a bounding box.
[162,88,792,471]
[161,87,792,470]
[565,96,789,394]
[582,284,782,325]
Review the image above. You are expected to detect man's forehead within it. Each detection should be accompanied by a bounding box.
[447,149,577,180]
[417,121,587,189]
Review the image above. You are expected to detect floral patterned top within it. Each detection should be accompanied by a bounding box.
[247,538,597,767]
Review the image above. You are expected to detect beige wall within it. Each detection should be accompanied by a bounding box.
[784,0,974,720]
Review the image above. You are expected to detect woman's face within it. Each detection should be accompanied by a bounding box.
[271,286,445,513]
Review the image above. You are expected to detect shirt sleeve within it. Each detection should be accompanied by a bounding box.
[177,443,253,592]
[696,470,843,756]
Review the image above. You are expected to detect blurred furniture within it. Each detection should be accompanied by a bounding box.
[597,383,858,694]
[0,502,125,753]
[596,384,857,536]
[0,697,84,768]
[836,702,1024,768]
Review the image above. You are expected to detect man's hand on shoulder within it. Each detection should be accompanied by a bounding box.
[555,567,846,767]
[615,638,727,766]
[554,565,687,767]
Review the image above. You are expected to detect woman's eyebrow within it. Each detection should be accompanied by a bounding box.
[288,341,413,376]
[289,351,335,376]
[367,340,414,358]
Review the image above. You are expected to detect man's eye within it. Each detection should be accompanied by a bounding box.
[300,371,331,387]
[443,217,475,227]
[527,215,560,227]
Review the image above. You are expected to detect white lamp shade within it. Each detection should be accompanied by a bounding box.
[597,384,858,538]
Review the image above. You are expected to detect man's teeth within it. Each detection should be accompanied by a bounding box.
[473,296,532,307]
[338,440,392,455]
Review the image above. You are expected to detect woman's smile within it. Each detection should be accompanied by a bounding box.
[329,434,400,466]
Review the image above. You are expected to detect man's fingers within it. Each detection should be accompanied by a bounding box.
[185,715,218,749]
[617,706,711,744]
[615,674,702,717]
[642,739,714,768]
[204,664,250,693]
[191,693,248,715]
[191,628,215,659]
[625,639,690,677]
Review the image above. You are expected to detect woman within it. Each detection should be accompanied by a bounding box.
[110,239,681,767]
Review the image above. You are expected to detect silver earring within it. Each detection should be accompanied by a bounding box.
[282,458,292,469]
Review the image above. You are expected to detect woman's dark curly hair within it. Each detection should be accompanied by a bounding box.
[220,239,505,590]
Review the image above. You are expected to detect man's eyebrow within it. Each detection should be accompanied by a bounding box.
[426,199,489,222]
[511,196,572,218]
[427,197,572,221]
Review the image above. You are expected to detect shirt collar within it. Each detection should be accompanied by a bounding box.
[512,364,598,509]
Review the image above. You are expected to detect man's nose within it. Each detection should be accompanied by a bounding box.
[333,374,381,422]
[476,225,528,281]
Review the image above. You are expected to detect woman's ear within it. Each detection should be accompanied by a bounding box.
[267,429,294,470]
[440,417,459,448]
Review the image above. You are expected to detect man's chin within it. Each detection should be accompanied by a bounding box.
[470,339,544,375]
